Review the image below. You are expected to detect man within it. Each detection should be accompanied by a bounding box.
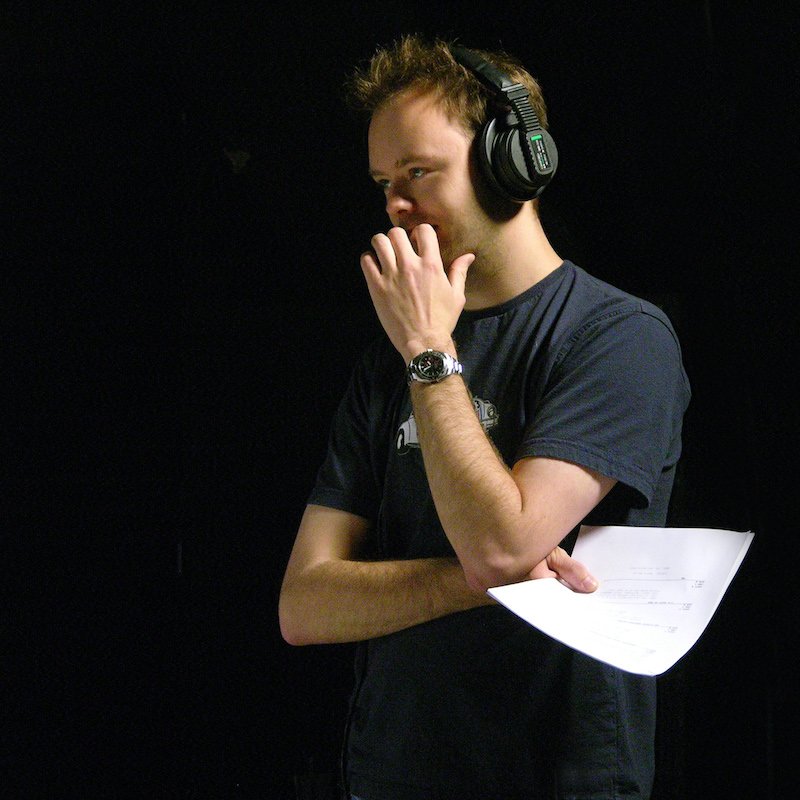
[279,34,690,800]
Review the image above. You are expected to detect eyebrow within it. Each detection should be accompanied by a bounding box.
[368,154,432,177]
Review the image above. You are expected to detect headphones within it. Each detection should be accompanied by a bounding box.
[449,44,558,202]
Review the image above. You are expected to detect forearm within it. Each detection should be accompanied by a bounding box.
[411,374,549,590]
[279,555,493,646]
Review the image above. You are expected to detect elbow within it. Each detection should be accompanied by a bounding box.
[278,608,303,646]
[278,617,306,647]
[278,590,315,646]
[462,551,527,594]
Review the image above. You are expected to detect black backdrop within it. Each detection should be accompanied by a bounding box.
[7,2,798,797]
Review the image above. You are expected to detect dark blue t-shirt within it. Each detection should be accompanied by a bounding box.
[309,262,691,799]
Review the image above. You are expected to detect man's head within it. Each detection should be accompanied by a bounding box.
[345,34,550,144]
[349,35,559,283]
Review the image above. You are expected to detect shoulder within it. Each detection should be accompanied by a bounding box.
[556,262,681,347]
[550,265,689,397]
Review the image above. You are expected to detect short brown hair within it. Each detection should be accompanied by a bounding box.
[344,34,550,135]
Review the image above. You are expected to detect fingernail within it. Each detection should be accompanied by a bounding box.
[582,576,598,591]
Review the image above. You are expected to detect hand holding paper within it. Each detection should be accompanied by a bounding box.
[488,526,754,676]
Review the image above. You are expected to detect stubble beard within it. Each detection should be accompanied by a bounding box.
[440,212,496,272]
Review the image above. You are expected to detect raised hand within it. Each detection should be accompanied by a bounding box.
[360,224,475,363]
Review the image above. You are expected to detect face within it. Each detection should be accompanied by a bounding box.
[367,88,495,266]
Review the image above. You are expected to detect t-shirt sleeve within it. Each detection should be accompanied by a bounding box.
[306,348,387,521]
[518,306,690,506]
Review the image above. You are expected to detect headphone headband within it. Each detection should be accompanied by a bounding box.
[449,44,520,94]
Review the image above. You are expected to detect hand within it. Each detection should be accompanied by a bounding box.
[527,546,598,593]
[360,224,475,363]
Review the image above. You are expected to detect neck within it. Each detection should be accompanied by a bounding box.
[463,204,562,310]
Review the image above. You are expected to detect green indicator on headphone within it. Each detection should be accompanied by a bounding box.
[530,133,552,171]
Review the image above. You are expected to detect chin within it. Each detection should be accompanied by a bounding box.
[439,237,465,264]
[437,241,454,263]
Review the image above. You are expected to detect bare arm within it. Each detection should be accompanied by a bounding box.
[278,504,493,646]
[278,504,598,646]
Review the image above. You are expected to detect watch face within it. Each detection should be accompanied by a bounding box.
[416,351,445,380]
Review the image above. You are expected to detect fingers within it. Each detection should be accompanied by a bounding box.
[373,224,473,279]
[447,252,474,295]
[363,225,473,320]
[527,560,558,580]
[408,223,439,260]
[366,228,419,276]
[389,226,421,263]
[367,232,395,274]
[360,249,381,281]
[546,547,598,593]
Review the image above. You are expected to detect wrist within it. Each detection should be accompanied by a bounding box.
[403,338,457,365]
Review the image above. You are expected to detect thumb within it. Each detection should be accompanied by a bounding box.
[447,252,474,294]
[546,546,599,593]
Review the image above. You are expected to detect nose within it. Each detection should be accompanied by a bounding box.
[385,184,414,220]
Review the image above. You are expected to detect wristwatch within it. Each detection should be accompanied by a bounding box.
[407,349,463,385]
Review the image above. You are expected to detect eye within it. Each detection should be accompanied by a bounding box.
[374,177,391,191]
[409,167,426,179]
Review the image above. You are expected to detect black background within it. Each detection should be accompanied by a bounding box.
[6,2,798,797]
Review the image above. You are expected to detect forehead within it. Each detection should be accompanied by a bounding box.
[367,88,472,171]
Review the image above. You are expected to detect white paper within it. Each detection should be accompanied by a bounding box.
[487,525,754,676]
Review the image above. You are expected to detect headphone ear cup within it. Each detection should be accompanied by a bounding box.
[478,118,557,202]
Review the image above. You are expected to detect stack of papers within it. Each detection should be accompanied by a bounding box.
[488,525,754,676]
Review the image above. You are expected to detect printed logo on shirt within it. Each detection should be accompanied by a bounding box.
[395,397,499,454]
